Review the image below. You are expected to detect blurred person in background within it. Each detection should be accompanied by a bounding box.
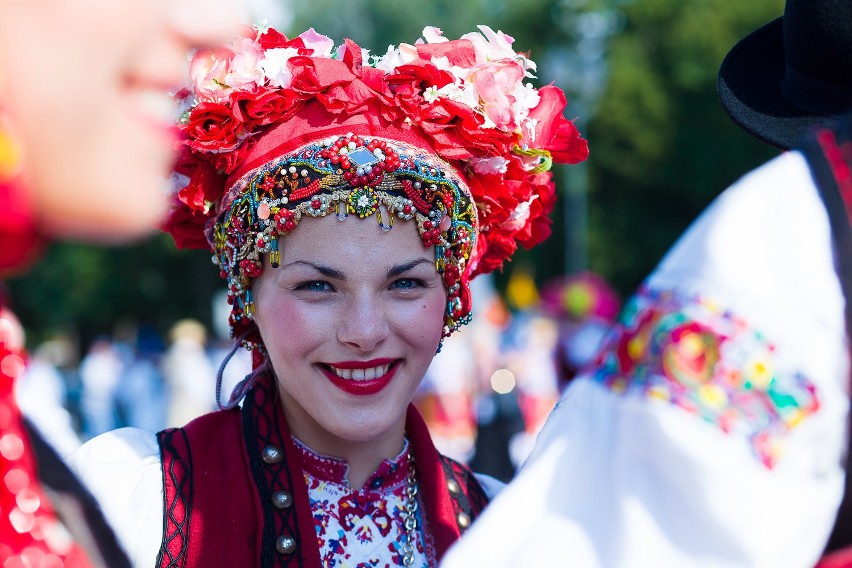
[443,0,852,566]
[540,271,621,391]
[115,325,168,434]
[78,337,124,439]
[0,0,241,564]
[68,23,589,566]
[162,319,217,427]
[17,334,83,459]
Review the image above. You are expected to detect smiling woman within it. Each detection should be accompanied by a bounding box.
[67,22,588,567]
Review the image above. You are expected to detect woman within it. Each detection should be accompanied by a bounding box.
[0,0,240,564]
[69,23,588,566]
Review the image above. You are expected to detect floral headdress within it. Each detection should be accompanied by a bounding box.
[165,24,588,345]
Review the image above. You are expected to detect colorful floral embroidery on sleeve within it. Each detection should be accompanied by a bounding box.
[588,286,820,468]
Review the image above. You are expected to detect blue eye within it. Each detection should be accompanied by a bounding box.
[392,278,422,290]
[295,280,333,292]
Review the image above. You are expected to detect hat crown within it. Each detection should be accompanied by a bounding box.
[784,0,852,85]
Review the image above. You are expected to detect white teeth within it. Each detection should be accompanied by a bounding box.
[330,364,391,381]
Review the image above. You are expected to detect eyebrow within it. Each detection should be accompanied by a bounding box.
[387,258,433,278]
[280,258,432,280]
[281,260,346,280]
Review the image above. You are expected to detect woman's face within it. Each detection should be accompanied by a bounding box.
[252,214,446,457]
[0,0,241,241]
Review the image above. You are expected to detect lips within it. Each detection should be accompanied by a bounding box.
[320,358,399,396]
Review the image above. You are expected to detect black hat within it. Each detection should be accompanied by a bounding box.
[717,0,852,149]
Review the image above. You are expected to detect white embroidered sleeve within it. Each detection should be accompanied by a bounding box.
[442,151,849,568]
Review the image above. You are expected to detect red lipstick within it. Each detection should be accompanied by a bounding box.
[320,358,398,396]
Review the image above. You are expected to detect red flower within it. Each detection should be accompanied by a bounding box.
[214,136,257,175]
[258,28,305,51]
[161,200,212,250]
[231,89,304,127]
[527,86,589,164]
[474,229,518,276]
[415,39,477,68]
[185,102,244,153]
[288,56,356,94]
[175,153,226,213]
[388,61,456,92]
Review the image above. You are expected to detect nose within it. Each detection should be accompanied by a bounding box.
[336,293,389,353]
[169,0,245,47]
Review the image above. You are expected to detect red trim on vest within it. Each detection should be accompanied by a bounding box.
[405,405,463,561]
[816,546,852,568]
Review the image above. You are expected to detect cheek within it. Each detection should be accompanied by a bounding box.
[400,292,447,346]
[255,296,324,354]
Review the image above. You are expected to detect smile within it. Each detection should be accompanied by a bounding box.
[329,363,391,381]
[320,358,399,396]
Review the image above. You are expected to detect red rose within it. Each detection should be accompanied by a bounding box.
[514,173,557,248]
[176,156,226,213]
[388,61,456,92]
[214,136,257,175]
[231,89,303,127]
[473,229,518,276]
[185,102,243,153]
[162,200,212,250]
[288,56,356,94]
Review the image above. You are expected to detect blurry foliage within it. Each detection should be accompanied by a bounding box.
[7,0,785,347]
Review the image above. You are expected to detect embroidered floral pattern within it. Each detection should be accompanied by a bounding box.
[294,439,430,568]
[589,286,820,468]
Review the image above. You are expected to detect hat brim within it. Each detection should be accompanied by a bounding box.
[717,17,836,150]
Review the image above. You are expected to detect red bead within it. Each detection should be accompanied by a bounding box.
[311,198,321,208]
[402,204,412,214]
[424,220,433,229]
[340,159,351,170]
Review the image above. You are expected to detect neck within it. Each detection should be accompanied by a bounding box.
[279,395,408,489]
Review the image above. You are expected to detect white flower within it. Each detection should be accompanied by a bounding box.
[421,26,448,43]
[423,85,440,103]
[299,28,335,58]
[373,43,418,73]
[510,82,541,127]
[259,47,300,88]
[225,38,265,89]
[470,157,509,175]
[254,19,270,35]
[437,82,478,109]
[523,118,539,144]
[462,25,517,63]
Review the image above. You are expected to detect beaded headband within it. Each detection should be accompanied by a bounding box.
[164,24,589,345]
[214,134,477,341]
